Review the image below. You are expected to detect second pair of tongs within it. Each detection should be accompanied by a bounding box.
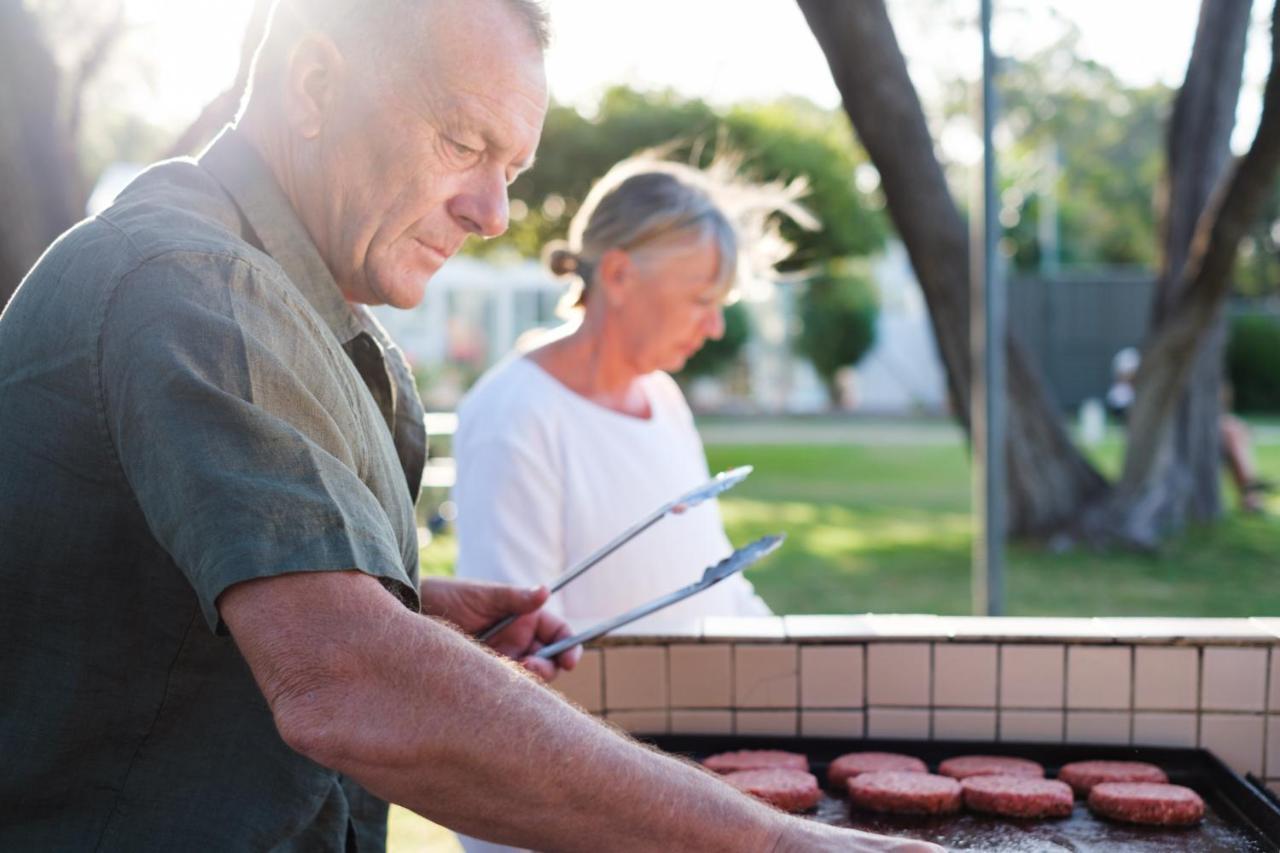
[476,465,754,642]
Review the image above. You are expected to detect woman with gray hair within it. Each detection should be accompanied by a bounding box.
[452,155,810,661]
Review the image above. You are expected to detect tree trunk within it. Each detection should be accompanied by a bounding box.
[0,0,81,310]
[1132,0,1253,532]
[163,0,273,159]
[1103,0,1280,547]
[796,0,1109,537]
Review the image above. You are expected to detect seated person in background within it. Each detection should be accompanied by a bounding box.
[1107,347,1272,513]
[452,155,810,633]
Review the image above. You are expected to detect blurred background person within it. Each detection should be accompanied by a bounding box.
[1108,347,1272,513]
[452,155,811,642]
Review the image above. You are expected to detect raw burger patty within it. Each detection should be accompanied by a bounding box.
[961,774,1074,819]
[1088,782,1205,827]
[1057,760,1168,796]
[828,752,927,788]
[702,749,808,774]
[848,771,963,815]
[725,769,822,812]
[938,755,1044,780]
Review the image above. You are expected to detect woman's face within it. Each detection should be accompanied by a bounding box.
[611,232,728,375]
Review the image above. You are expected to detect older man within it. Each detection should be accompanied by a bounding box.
[0,1,937,851]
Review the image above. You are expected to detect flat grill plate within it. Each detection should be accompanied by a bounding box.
[646,735,1280,852]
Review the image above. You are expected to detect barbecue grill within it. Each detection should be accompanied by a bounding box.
[646,734,1280,851]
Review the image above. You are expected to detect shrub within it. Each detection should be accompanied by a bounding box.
[794,270,879,405]
[1226,313,1280,412]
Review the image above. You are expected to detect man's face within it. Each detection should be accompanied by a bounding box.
[310,0,547,308]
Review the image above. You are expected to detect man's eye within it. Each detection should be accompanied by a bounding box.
[445,137,481,162]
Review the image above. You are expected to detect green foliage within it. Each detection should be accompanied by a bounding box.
[794,270,879,402]
[1227,313,1280,412]
[678,300,751,379]
[472,86,888,271]
[957,30,1168,271]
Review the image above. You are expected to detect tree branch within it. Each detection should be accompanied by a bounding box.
[65,0,125,145]
[163,0,272,158]
[1112,0,1280,531]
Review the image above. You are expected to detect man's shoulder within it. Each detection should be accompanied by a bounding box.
[94,159,281,284]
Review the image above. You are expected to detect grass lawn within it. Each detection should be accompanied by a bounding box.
[422,434,1280,616]
[703,440,1280,616]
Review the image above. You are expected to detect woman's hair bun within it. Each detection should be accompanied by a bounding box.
[544,241,580,277]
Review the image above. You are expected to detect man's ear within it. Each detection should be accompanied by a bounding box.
[595,248,634,308]
[283,34,346,139]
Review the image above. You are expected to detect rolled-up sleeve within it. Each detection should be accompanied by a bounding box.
[99,251,417,631]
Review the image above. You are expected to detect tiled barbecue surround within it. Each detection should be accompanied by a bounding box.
[550,616,1280,797]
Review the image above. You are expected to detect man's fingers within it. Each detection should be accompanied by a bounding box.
[520,657,557,682]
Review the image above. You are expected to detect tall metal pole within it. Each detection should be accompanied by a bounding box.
[971,0,1006,616]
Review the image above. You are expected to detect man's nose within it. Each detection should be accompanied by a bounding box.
[448,171,509,239]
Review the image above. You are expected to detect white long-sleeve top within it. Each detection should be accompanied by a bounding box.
[452,356,770,630]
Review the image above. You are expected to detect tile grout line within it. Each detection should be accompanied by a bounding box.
[1195,645,1205,749]
[1263,644,1272,779]
[1061,645,1069,743]
[730,643,738,736]
[928,642,936,741]
[1128,644,1137,746]
[860,645,870,737]
[995,643,1004,742]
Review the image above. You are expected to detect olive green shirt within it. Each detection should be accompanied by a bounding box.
[0,128,426,851]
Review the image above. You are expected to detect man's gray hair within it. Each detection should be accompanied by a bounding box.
[247,0,549,93]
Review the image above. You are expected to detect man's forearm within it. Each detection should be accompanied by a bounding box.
[239,573,786,852]
[323,609,783,851]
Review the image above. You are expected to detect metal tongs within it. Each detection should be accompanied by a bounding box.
[533,532,785,660]
[476,465,755,642]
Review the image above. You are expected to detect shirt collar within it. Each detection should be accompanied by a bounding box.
[199,127,363,343]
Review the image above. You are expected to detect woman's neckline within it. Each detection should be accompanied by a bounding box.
[519,355,657,423]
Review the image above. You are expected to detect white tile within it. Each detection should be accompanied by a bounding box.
[1200,714,1266,776]
[866,643,931,706]
[801,710,865,738]
[1067,711,1131,745]
[603,646,668,710]
[552,648,603,712]
[1000,645,1065,709]
[934,644,997,708]
[702,617,787,640]
[670,710,733,735]
[800,645,864,709]
[867,708,930,739]
[933,709,997,741]
[734,645,798,709]
[668,644,732,708]
[734,710,798,736]
[605,710,668,734]
[999,710,1064,743]
[1267,717,1279,778]
[1269,649,1280,713]
[784,615,876,639]
[1134,647,1199,710]
[1133,713,1198,748]
[1067,647,1131,710]
[1202,648,1268,711]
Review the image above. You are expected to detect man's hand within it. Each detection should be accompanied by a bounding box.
[419,577,581,681]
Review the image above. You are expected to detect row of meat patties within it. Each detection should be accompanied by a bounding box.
[699,750,1205,827]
